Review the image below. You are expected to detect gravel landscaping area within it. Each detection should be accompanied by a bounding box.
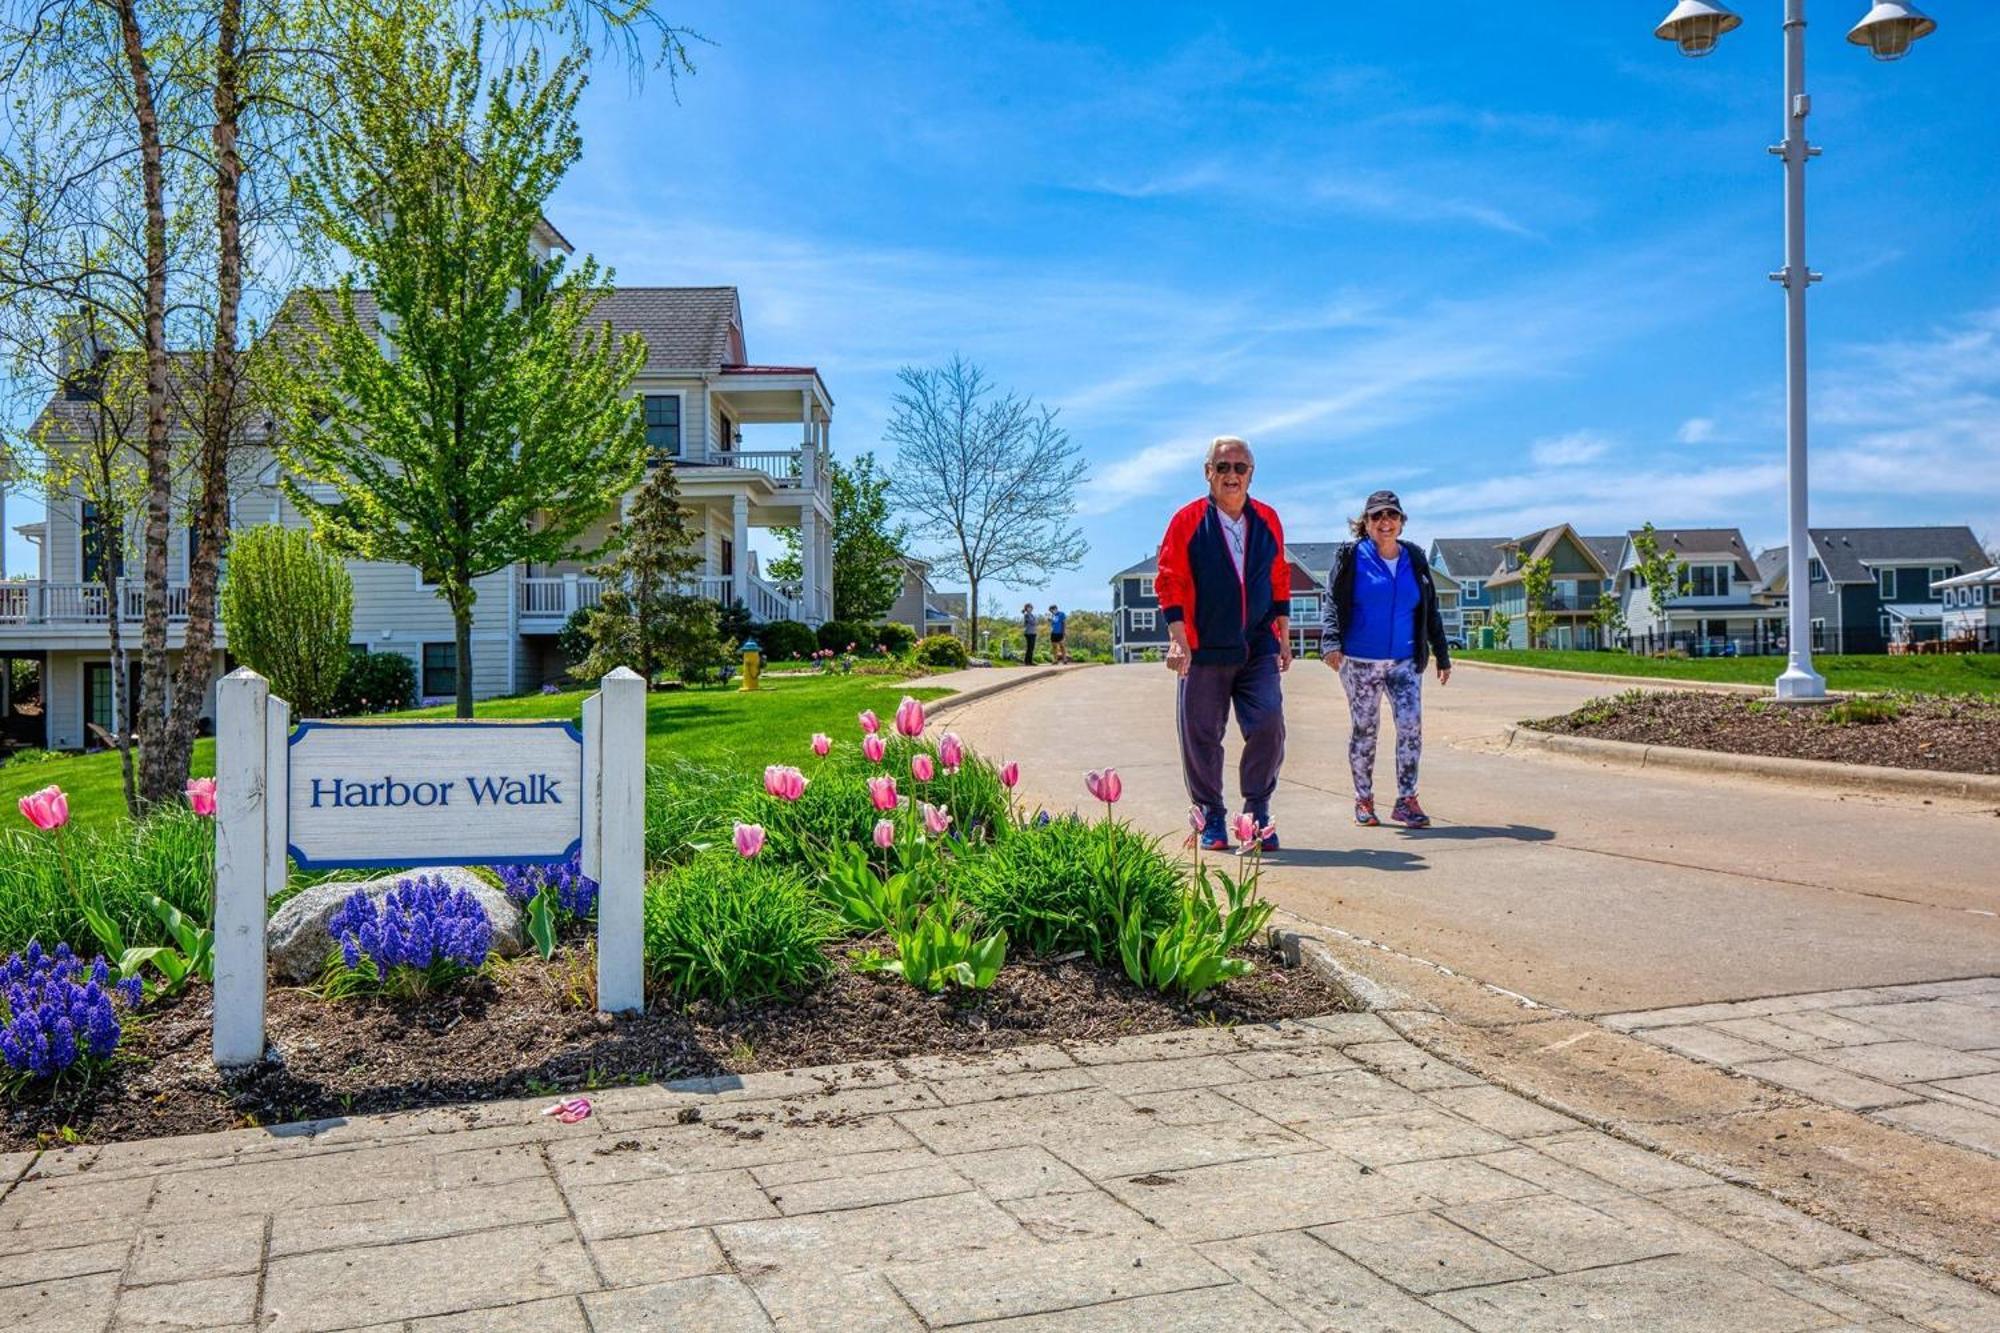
[1527,689,2000,775]
[0,942,1352,1151]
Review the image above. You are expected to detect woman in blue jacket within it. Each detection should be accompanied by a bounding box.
[1319,491,1452,828]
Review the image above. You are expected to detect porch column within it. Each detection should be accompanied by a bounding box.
[731,495,750,607]
[800,506,819,624]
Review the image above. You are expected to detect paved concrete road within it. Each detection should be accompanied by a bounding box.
[13,1022,1998,1331]
[937,662,2000,1016]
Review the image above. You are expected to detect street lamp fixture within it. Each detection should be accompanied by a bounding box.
[1847,2,1937,61]
[1652,1,1936,699]
[1655,1,1743,57]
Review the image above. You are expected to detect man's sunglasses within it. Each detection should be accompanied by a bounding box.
[1209,461,1251,476]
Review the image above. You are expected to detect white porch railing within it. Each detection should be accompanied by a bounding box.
[515,572,813,627]
[708,450,801,486]
[0,580,191,626]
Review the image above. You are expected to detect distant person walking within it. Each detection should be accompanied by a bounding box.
[1320,491,1451,828]
[1047,605,1068,663]
[1021,603,1038,665]
[1157,436,1291,852]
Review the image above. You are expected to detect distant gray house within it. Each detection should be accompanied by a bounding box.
[883,556,963,642]
[1763,527,1988,652]
[1615,527,1783,655]
[1428,538,1510,639]
[1938,566,2000,646]
[1109,548,1324,663]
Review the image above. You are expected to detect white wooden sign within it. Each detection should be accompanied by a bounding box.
[212,667,648,1068]
[287,720,583,870]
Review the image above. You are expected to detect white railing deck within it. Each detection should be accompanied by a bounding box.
[515,572,811,627]
[0,580,191,627]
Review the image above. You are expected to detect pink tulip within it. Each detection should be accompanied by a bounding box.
[862,734,887,764]
[186,778,219,818]
[811,733,832,757]
[1189,805,1206,833]
[873,818,896,849]
[763,765,808,801]
[733,822,766,858]
[922,802,952,837]
[1231,812,1258,846]
[17,785,68,831]
[1001,762,1019,790]
[911,753,935,783]
[867,775,899,811]
[938,733,964,772]
[894,695,926,737]
[858,709,880,735]
[1085,769,1122,805]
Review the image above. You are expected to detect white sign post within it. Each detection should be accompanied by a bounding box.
[212,665,649,1067]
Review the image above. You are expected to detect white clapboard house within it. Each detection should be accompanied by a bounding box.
[0,223,835,750]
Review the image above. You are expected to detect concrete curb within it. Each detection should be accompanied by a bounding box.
[925,662,1093,714]
[1456,657,1770,695]
[1504,723,2000,802]
[1269,914,1431,1015]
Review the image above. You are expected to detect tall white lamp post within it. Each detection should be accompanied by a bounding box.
[1654,1,1937,699]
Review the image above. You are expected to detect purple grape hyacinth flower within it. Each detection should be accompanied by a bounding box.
[328,875,494,984]
[0,941,142,1081]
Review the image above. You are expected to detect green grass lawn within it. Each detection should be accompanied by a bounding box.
[1456,648,2000,696]
[2,673,950,830]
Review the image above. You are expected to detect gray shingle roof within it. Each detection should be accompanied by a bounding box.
[1622,528,1759,584]
[589,287,743,372]
[1111,555,1158,580]
[1807,527,1988,583]
[1755,546,1789,587]
[1581,535,1625,576]
[1429,538,1510,580]
[1285,542,1344,578]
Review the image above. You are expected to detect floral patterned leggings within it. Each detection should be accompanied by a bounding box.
[1339,658,1423,801]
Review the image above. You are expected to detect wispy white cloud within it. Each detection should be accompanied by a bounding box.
[1676,416,1717,445]
[1529,430,1614,466]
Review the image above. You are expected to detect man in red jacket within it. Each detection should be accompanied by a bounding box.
[1156,436,1290,852]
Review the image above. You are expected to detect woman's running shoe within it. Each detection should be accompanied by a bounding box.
[1354,800,1381,827]
[1391,796,1431,828]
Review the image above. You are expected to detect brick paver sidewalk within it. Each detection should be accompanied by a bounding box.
[6,1016,1997,1331]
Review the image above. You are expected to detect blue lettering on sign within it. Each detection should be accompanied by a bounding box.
[306,774,563,808]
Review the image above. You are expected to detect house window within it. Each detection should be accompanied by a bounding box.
[1811,618,1826,650]
[1878,567,1896,600]
[1808,557,1826,583]
[1290,595,1319,619]
[81,502,123,583]
[1461,580,1483,601]
[1976,587,1988,607]
[1878,614,1893,641]
[1690,564,1730,598]
[1137,576,1155,599]
[1929,567,1952,599]
[643,394,682,456]
[422,642,458,698]
[1130,608,1156,632]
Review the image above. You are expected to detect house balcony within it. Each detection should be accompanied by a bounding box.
[514,571,817,634]
[0,580,204,647]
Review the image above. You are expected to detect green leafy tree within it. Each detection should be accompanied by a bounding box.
[217,524,354,717]
[1630,522,1690,634]
[577,460,718,685]
[1519,555,1556,651]
[268,13,646,717]
[1490,607,1513,647]
[767,452,908,622]
[1590,586,1627,651]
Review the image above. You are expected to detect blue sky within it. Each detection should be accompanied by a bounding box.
[9,1,1998,612]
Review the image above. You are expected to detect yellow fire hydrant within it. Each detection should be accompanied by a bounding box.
[739,637,762,692]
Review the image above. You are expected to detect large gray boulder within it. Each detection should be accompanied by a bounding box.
[266,866,524,983]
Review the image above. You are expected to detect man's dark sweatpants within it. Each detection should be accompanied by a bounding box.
[1177,652,1285,820]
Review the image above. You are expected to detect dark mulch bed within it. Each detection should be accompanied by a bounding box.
[1,940,1355,1150]
[1528,689,2000,775]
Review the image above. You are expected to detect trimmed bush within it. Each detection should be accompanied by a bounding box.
[816,619,869,653]
[217,524,354,718]
[874,621,916,655]
[329,651,417,717]
[752,619,816,663]
[643,854,831,1003]
[915,634,969,669]
[953,817,1183,961]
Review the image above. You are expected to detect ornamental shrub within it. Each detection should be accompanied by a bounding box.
[328,651,417,717]
[752,619,816,663]
[217,524,354,718]
[326,876,493,997]
[490,854,599,921]
[915,634,969,669]
[815,619,867,653]
[642,854,831,1003]
[874,621,916,655]
[0,942,142,1083]
[953,817,1183,961]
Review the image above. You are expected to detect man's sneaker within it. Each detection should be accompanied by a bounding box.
[1391,796,1431,828]
[1354,799,1381,827]
[1199,809,1231,852]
